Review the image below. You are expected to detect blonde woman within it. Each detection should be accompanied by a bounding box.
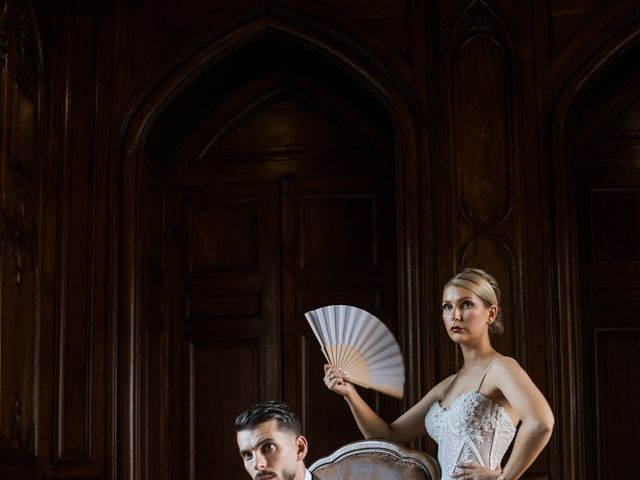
[324,268,554,480]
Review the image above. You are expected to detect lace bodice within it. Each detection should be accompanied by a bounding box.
[424,363,517,479]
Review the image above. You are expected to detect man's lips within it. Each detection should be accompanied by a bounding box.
[256,472,276,480]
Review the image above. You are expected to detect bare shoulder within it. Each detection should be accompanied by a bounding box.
[494,355,522,371]
[491,356,533,385]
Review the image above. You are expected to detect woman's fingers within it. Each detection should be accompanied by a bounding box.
[323,365,343,380]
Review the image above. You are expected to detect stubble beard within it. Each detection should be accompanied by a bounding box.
[255,469,297,480]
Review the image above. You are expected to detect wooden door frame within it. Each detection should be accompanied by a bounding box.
[113,9,429,480]
[546,9,640,479]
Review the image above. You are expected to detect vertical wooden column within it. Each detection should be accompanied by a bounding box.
[0,0,42,477]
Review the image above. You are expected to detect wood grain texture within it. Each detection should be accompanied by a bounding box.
[1,1,639,479]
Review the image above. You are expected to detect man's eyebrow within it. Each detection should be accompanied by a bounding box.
[240,436,276,454]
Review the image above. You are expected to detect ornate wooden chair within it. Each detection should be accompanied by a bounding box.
[309,439,440,480]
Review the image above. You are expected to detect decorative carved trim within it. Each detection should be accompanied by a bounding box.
[0,2,8,64]
[470,15,492,34]
[13,0,40,100]
[0,160,37,287]
[0,395,34,453]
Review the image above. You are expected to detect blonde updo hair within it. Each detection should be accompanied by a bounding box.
[444,268,504,335]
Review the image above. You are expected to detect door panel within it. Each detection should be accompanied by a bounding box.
[282,176,398,462]
[576,115,640,478]
[178,182,280,480]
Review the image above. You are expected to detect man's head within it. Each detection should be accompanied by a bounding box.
[235,401,309,480]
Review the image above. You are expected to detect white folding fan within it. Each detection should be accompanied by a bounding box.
[304,305,405,399]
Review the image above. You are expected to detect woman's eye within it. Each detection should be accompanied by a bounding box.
[462,301,473,308]
[442,304,452,311]
[242,453,252,461]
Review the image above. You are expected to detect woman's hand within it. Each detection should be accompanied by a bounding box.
[323,364,356,397]
[451,462,503,480]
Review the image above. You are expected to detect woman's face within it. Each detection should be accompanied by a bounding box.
[441,285,496,343]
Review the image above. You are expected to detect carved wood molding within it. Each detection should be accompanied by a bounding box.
[0,2,8,64]
[0,396,35,454]
[0,161,37,287]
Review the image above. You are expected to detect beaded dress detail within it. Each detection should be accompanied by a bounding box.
[424,359,517,480]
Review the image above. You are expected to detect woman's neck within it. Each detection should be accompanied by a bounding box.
[460,342,498,370]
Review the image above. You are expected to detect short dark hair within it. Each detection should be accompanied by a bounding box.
[234,400,302,436]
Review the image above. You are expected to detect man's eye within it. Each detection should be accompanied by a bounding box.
[242,453,252,461]
[263,443,276,453]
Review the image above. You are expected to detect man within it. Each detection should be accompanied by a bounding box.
[235,400,320,480]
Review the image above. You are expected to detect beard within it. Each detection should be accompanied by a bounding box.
[254,470,298,480]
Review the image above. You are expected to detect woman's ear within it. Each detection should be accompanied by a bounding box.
[488,305,498,322]
[296,435,309,461]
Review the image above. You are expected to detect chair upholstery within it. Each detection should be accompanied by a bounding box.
[309,439,440,480]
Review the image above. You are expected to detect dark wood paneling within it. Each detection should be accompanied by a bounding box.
[7,1,640,479]
[176,181,280,478]
[187,337,260,480]
[188,200,259,273]
[0,1,42,477]
[54,6,101,465]
[594,329,640,479]
[445,0,525,365]
[454,37,511,227]
[589,188,640,261]
[282,176,397,463]
[140,170,170,480]
[300,194,378,269]
[570,39,640,479]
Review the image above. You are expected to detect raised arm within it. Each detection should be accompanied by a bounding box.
[494,357,554,480]
[324,364,450,444]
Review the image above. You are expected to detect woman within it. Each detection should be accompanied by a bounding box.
[324,268,554,480]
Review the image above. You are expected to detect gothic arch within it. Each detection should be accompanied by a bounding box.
[547,9,640,479]
[113,10,429,480]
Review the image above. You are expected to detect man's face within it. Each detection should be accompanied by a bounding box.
[237,419,308,480]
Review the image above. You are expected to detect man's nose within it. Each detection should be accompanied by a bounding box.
[253,452,267,471]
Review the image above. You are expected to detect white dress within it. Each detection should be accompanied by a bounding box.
[424,360,517,480]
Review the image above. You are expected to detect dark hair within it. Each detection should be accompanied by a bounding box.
[234,400,302,436]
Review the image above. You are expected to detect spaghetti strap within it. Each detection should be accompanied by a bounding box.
[440,373,459,401]
[477,357,501,393]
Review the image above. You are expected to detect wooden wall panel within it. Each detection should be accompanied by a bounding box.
[455,38,511,226]
[187,338,259,480]
[0,1,42,477]
[594,330,640,479]
[282,176,397,463]
[315,0,413,60]
[176,182,280,478]
[0,2,42,464]
[54,6,102,466]
[300,195,377,269]
[140,171,170,480]
[564,34,640,478]
[188,200,259,273]
[4,1,638,479]
[445,0,525,363]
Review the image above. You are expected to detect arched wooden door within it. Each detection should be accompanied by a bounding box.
[570,44,640,479]
[139,37,399,480]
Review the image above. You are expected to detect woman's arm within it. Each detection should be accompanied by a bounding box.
[493,357,554,480]
[324,364,450,443]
